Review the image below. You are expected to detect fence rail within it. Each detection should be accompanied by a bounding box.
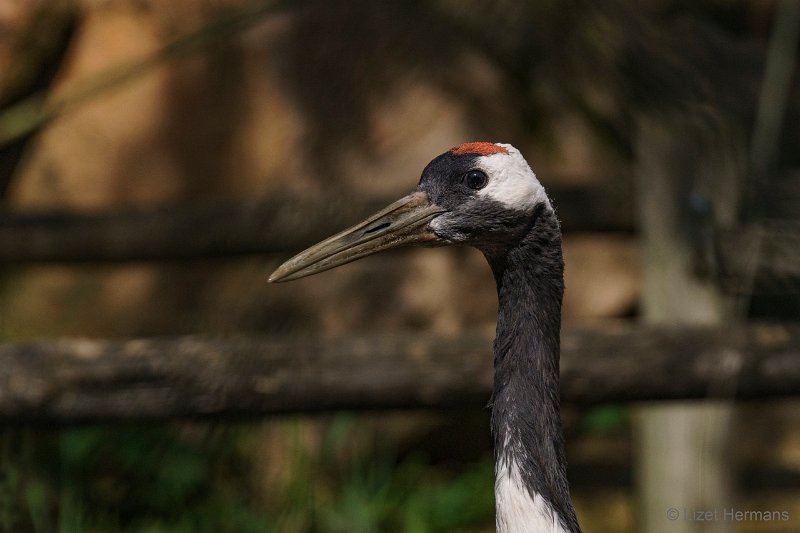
[1,322,797,423]
[1,192,796,292]
[0,184,632,263]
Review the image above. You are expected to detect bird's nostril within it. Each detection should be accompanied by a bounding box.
[364,222,390,234]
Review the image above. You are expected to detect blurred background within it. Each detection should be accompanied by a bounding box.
[0,0,799,531]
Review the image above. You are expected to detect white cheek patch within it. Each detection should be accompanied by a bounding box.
[477,143,551,213]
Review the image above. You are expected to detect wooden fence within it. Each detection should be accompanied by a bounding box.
[0,322,798,424]
[0,186,798,423]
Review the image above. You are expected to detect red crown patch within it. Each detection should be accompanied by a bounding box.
[450,142,509,156]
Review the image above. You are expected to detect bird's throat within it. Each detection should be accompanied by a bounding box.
[483,209,580,533]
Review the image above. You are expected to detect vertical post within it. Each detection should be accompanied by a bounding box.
[634,112,741,533]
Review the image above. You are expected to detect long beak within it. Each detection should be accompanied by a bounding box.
[269,191,448,282]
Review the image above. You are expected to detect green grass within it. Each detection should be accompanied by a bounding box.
[0,417,495,533]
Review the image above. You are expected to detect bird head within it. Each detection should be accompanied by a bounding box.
[269,142,551,282]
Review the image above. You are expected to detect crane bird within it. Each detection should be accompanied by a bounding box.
[269,142,580,533]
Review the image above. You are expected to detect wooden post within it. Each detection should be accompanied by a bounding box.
[634,111,743,533]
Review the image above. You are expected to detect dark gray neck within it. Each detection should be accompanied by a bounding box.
[482,206,580,533]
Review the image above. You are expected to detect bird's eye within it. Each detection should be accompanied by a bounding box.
[464,170,488,190]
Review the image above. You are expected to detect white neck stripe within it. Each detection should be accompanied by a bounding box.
[495,458,567,533]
